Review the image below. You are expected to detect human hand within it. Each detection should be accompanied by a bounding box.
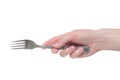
[43,29,120,58]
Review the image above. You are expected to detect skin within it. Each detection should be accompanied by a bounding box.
[42,29,120,59]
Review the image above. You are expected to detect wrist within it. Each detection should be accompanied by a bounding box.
[97,29,120,51]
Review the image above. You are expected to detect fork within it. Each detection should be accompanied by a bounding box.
[11,39,90,53]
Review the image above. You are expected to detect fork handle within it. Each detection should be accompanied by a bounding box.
[60,46,89,53]
[41,45,90,53]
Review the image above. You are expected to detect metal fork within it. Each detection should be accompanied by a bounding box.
[11,39,90,53]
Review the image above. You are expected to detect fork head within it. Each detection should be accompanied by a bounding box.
[11,39,37,49]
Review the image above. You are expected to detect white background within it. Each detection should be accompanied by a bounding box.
[0,0,120,80]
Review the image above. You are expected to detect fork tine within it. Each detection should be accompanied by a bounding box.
[11,45,25,47]
[11,43,25,47]
[11,43,25,45]
[11,47,25,49]
[11,45,25,49]
[11,40,25,45]
[12,40,25,43]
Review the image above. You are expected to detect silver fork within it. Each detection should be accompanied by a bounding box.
[11,39,90,53]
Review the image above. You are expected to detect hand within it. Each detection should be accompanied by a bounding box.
[43,29,120,58]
